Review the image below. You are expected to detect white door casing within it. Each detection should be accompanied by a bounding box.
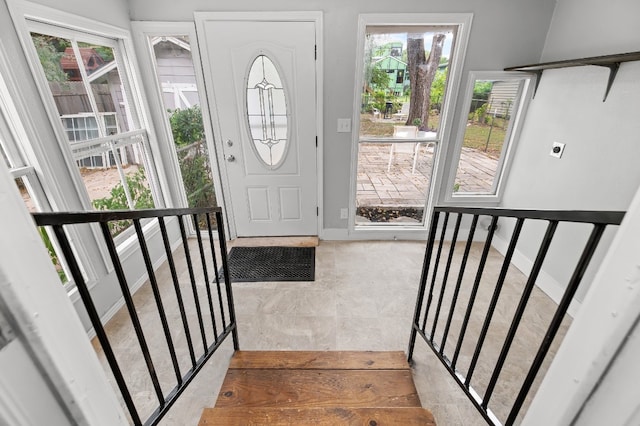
[196,15,319,237]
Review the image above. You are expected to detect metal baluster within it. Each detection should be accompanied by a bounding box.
[440,214,479,355]
[451,215,499,370]
[158,217,196,367]
[133,219,182,385]
[482,220,559,409]
[505,223,606,425]
[206,213,226,332]
[430,213,463,343]
[193,213,219,344]
[408,210,440,362]
[421,212,450,333]
[177,215,208,351]
[215,211,239,350]
[51,224,143,426]
[98,221,165,408]
[466,218,524,385]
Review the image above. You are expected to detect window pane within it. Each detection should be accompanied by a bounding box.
[150,35,217,224]
[355,141,436,225]
[359,27,454,140]
[30,30,157,231]
[246,55,288,168]
[356,24,457,226]
[453,79,523,194]
[15,176,69,284]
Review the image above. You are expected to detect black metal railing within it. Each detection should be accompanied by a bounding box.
[408,206,625,426]
[33,207,238,426]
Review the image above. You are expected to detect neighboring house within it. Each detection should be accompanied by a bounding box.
[487,80,521,118]
[373,55,408,95]
[151,36,200,110]
[60,47,105,81]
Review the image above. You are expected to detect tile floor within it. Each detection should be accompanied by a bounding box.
[94,239,571,426]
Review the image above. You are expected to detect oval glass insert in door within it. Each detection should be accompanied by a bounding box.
[246,55,288,169]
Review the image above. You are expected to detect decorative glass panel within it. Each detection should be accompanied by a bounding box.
[246,55,288,168]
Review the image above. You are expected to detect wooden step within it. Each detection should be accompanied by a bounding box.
[198,351,435,425]
[216,369,420,408]
[228,350,410,370]
[199,407,437,425]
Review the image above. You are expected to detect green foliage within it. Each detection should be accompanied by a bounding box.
[168,107,217,218]
[429,70,447,110]
[32,35,68,83]
[179,145,216,210]
[169,106,205,146]
[78,43,114,62]
[92,168,154,235]
[473,81,493,100]
[369,66,390,92]
[38,227,67,283]
[470,103,489,123]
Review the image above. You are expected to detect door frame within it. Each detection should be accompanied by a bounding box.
[347,13,473,240]
[194,11,324,240]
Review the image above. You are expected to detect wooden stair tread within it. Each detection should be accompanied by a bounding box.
[199,351,435,425]
[216,369,421,408]
[199,407,437,425]
[229,350,409,370]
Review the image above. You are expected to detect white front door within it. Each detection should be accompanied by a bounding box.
[196,16,318,237]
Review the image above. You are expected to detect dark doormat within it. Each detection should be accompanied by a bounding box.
[222,246,315,282]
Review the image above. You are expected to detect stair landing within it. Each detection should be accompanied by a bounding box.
[199,351,436,425]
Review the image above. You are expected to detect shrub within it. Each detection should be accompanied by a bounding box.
[92,168,154,235]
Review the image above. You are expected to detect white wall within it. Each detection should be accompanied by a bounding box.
[1,0,184,331]
[497,0,640,303]
[0,155,127,424]
[26,0,132,29]
[128,0,557,230]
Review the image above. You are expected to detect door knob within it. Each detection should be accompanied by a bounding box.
[226,154,235,162]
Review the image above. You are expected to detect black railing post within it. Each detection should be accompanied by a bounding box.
[98,221,165,409]
[206,213,226,332]
[51,224,143,426]
[215,211,239,351]
[408,210,440,362]
[193,213,219,344]
[158,216,197,367]
[466,217,524,385]
[177,215,208,350]
[133,219,182,385]
[440,214,479,355]
[405,206,624,426]
[505,223,607,424]
[452,215,499,370]
[33,206,239,426]
[481,220,559,409]
[421,212,450,333]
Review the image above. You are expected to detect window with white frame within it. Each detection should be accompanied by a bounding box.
[27,22,163,236]
[0,75,71,284]
[447,71,532,202]
[352,14,472,227]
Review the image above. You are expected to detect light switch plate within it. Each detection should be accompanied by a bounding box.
[337,118,352,133]
[550,142,565,159]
